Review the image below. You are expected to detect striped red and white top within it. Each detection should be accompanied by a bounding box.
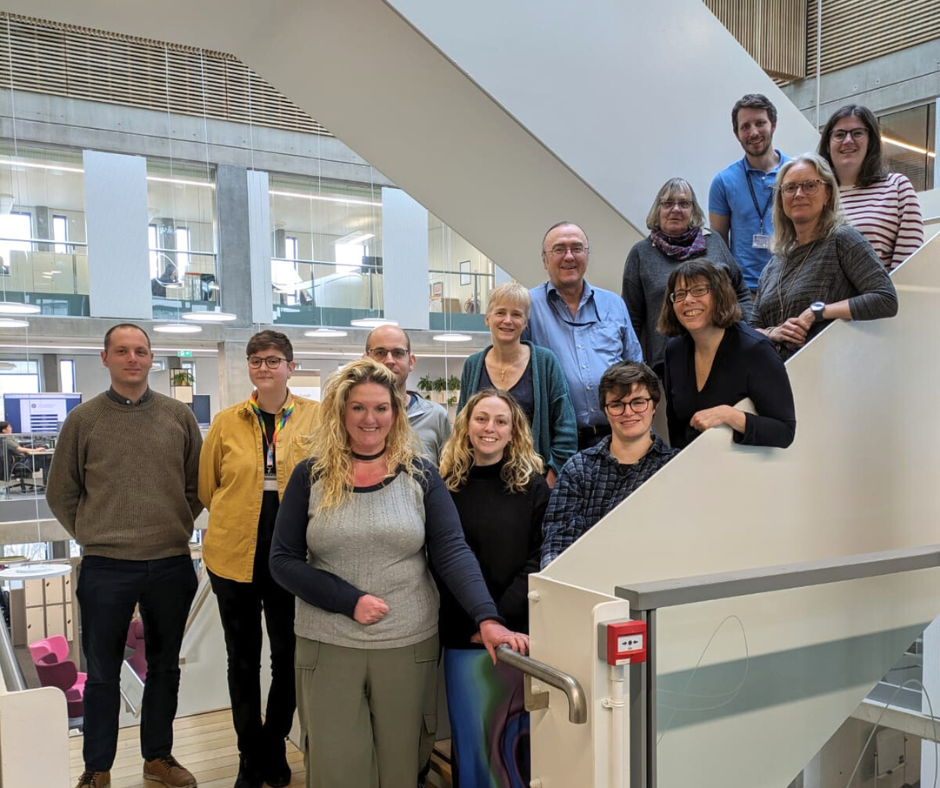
[839,173,924,272]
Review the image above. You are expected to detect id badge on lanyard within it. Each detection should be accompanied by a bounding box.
[744,161,774,250]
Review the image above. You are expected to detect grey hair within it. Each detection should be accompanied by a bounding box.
[645,178,706,232]
[771,152,844,256]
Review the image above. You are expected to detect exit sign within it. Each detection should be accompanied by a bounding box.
[177,351,193,358]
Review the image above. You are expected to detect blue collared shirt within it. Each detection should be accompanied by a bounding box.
[524,280,642,429]
[708,150,789,289]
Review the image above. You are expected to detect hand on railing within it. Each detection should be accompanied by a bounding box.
[477,620,529,664]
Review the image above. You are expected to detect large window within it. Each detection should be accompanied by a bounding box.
[878,103,936,192]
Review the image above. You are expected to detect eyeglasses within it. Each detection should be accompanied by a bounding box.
[604,397,653,415]
[546,244,588,258]
[661,199,693,210]
[831,128,869,142]
[670,284,711,303]
[248,356,288,369]
[366,347,410,360]
[780,179,826,196]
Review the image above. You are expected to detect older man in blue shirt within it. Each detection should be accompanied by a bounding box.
[525,221,643,450]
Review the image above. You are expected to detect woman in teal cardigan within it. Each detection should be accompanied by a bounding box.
[457,282,577,485]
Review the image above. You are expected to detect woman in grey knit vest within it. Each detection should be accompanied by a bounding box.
[270,359,528,788]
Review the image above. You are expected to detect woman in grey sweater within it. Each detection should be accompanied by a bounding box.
[270,359,527,788]
[622,177,752,375]
[751,153,898,360]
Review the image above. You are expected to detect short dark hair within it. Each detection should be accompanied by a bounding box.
[598,362,662,410]
[817,104,887,188]
[656,259,743,337]
[0,421,9,432]
[732,93,777,134]
[246,330,293,362]
[104,323,151,352]
[541,221,591,254]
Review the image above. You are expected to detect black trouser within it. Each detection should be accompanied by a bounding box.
[77,554,197,771]
[208,540,296,763]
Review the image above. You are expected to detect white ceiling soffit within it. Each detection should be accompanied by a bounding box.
[1,0,818,291]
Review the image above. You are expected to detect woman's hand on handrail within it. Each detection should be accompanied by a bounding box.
[353,594,389,625]
[475,620,530,664]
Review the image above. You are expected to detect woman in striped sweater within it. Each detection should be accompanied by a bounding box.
[818,104,924,272]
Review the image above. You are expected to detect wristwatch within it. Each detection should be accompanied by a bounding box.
[810,301,826,323]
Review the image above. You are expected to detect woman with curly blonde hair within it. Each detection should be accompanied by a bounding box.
[438,389,550,788]
[270,360,527,788]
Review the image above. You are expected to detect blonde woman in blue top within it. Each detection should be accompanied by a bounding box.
[458,282,576,486]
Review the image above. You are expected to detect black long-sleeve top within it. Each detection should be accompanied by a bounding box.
[664,321,797,450]
[270,458,502,644]
[436,461,549,649]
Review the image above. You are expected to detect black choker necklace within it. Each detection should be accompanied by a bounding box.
[351,447,387,462]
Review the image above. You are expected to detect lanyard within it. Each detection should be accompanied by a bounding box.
[248,392,295,472]
[742,159,774,234]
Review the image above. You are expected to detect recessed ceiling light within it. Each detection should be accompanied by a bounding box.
[350,318,398,328]
[181,311,238,323]
[153,323,203,334]
[0,319,29,328]
[0,302,40,315]
[432,333,473,342]
[305,328,349,338]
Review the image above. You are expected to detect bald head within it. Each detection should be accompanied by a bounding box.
[364,325,415,392]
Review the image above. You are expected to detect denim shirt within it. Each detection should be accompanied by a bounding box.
[524,280,642,429]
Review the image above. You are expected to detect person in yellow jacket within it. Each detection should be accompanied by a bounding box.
[198,330,319,788]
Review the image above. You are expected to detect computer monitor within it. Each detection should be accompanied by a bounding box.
[3,392,83,433]
[187,394,211,428]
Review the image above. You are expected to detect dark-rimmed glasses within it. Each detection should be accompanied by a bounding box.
[367,347,409,360]
[248,356,288,369]
[604,397,653,415]
[831,128,868,143]
[670,285,710,303]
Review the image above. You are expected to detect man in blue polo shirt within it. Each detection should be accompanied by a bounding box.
[709,94,789,292]
[525,221,643,451]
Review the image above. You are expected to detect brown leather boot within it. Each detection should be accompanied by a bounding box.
[75,770,111,788]
[142,754,197,788]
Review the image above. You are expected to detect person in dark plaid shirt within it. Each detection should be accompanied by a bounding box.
[540,362,677,568]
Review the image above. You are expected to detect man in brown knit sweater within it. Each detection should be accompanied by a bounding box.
[46,324,204,788]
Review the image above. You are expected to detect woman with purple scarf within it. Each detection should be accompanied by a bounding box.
[622,177,752,378]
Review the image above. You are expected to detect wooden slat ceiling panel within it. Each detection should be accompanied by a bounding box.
[705,0,807,80]
[808,0,940,76]
[0,13,332,137]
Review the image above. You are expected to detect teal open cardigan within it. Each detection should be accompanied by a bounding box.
[457,341,577,473]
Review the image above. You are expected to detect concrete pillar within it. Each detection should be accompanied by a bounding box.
[40,354,59,392]
[381,187,428,329]
[216,165,253,329]
[217,340,251,410]
[34,206,51,252]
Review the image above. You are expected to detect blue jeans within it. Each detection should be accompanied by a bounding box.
[77,554,197,771]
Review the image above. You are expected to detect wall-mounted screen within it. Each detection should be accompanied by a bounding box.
[3,392,83,433]
[187,394,211,427]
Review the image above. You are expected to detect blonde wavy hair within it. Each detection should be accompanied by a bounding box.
[439,389,543,493]
[771,153,844,256]
[309,358,417,510]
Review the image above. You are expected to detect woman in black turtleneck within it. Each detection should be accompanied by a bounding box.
[437,388,549,788]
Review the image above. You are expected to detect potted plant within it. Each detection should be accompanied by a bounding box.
[417,374,434,399]
[432,376,447,403]
[447,375,461,393]
[170,369,195,403]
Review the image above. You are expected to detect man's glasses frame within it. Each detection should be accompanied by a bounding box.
[366,347,410,360]
[248,356,289,369]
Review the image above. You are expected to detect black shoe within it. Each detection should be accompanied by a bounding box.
[234,754,263,788]
[263,738,292,788]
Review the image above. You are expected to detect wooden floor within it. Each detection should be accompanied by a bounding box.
[68,710,305,788]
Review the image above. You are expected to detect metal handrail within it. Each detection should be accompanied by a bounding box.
[616,544,940,610]
[496,644,588,724]
[0,608,26,692]
[619,544,940,788]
